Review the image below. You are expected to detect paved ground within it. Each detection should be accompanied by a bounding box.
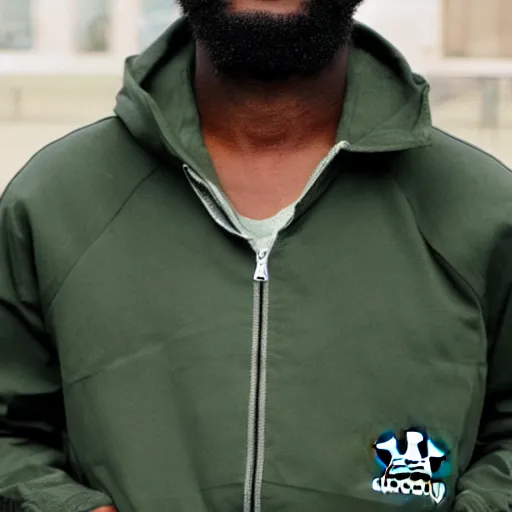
[1,76,511,192]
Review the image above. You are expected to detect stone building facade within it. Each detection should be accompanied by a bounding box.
[1,0,511,74]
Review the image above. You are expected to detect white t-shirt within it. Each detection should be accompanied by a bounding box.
[235,203,295,252]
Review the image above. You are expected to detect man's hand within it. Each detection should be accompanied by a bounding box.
[93,508,117,512]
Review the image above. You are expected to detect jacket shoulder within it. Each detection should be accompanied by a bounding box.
[393,127,512,297]
[0,117,161,309]
[2,117,157,207]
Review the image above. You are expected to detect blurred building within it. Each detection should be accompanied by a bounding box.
[1,0,511,74]
[0,0,180,74]
[0,0,511,186]
[357,0,512,72]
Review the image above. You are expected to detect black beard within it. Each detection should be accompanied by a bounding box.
[177,0,364,81]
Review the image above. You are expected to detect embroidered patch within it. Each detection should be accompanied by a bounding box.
[372,430,449,504]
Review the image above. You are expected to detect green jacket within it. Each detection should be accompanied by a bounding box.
[1,18,512,512]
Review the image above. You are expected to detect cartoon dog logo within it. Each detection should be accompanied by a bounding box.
[372,430,448,504]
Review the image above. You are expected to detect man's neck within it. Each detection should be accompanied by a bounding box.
[194,45,349,154]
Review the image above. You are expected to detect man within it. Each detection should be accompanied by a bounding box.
[1,0,511,511]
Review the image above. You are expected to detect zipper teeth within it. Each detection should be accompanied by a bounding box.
[253,282,270,512]
[183,165,246,239]
[240,143,346,506]
[181,143,349,512]
[295,140,349,203]
[244,282,263,512]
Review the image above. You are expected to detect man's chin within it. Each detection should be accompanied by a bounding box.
[182,0,362,80]
[226,0,307,15]
[201,41,342,82]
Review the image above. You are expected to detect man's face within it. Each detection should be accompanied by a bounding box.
[177,0,365,81]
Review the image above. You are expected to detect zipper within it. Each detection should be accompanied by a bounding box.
[244,249,271,512]
[180,141,350,512]
[254,250,270,282]
[182,164,245,238]
[244,144,350,511]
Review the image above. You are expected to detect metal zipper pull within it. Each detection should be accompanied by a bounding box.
[254,250,270,282]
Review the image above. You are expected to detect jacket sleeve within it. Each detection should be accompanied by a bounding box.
[454,234,512,512]
[0,187,113,512]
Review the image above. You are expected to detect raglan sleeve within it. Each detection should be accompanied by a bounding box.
[0,183,113,512]
[454,232,512,512]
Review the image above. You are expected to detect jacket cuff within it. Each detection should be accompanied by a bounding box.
[62,491,113,512]
[1,491,114,512]
[0,496,24,512]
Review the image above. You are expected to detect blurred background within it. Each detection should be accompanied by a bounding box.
[0,0,511,191]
